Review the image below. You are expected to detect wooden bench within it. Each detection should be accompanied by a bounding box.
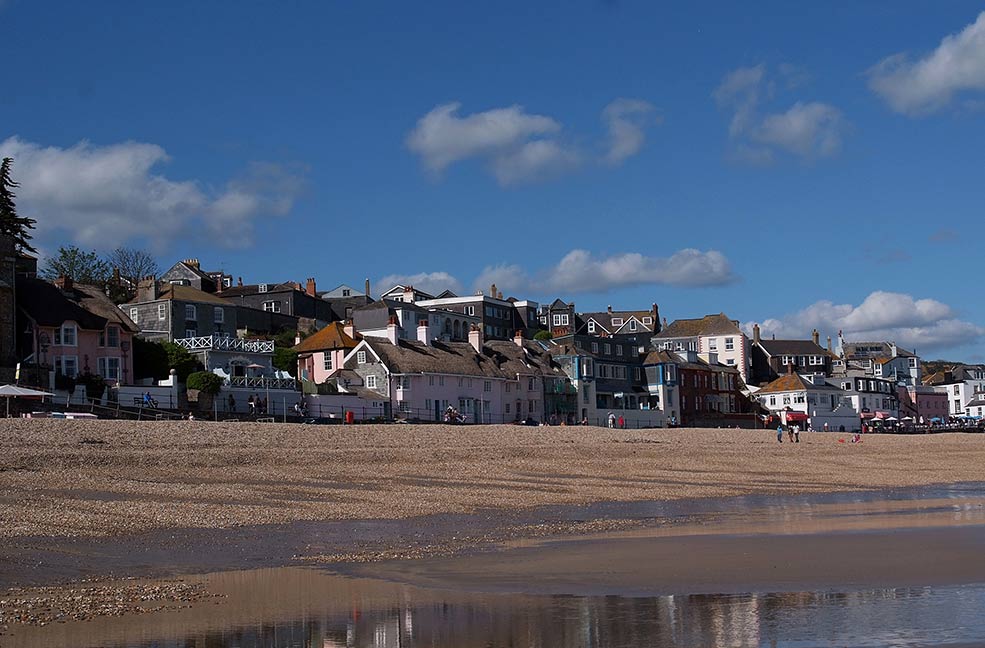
[256,417,275,423]
[133,397,158,408]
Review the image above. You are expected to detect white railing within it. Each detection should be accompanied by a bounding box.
[229,376,297,390]
[173,335,274,354]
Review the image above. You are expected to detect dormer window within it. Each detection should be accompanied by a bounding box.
[612,318,624,327]
[642,317,653,325]
[357,350,367,364]
[588,321,596,333]
[342,289,351,296]
[628,320,637,331]
[258,284,268,293]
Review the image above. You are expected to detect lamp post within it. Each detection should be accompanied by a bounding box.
[121,340,130,385]
[38,331,50,389]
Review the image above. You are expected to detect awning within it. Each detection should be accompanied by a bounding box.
[784,412,809,422]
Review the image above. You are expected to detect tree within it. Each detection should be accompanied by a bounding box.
[41,246,111,285]
[273,346,298,377]
[0,157,37,253]
[108,247,159,288]
[161,341,202,382]
[133,337,170,381]
[534,330,553,341]
[186,371,223,395]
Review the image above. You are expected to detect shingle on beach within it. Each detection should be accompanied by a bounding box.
[1,419,983,539]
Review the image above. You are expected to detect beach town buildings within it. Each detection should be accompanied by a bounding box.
[16,275,139,387]
[652,313,752,383]
[924,365,985,417]
[834,340,921,386]
[755,372,861,431]
[218,277,334,331]
[749,325,835,385]
[295,320,359,385]
[900,384,949,422]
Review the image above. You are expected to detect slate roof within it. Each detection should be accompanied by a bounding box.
[643,349,678,365]
[757,373,811,394]
[758,339,832,357]
[294,321,358,353]
[653,313,741,338]
[156,284,229,306]
[842,342,916,358]
[219,282,298,297]
[75,284,140,332]
[362,337,562,379]
[582,310,656,334]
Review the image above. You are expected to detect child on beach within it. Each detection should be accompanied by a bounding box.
[776,424,783,443]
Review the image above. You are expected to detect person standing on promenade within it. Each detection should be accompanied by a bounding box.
[608,412,616,428]
[618,414,625,429]
[228,394,236,412]
[777,424,784,443]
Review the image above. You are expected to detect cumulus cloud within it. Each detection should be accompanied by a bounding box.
[0,137,304,251]
[474,248,734,296]
[715,65,847,162]
[376,271,464,297]
[601,98,659,165]
[745,291,985,352]
[868,11,985,115]
[406,99,657,186]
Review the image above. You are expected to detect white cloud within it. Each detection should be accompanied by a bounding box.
[745,291,985,352]
[0,137,304,251]
[406,99,657,186]
[474,248,734,295]
[715,65,847,162]
[601,98,658,165]
[868,11,985,115]
[376,271,463,297]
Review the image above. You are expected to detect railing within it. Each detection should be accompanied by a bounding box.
[173,335,274,354]
[228,375,298,390]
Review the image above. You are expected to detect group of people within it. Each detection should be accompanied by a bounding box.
[443,405,467,423]
[292,401,308,417]
[775,423,806,443]
[245,394,268,415]
[607,412,626,428]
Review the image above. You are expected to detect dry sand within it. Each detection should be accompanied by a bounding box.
[2,418,984,539]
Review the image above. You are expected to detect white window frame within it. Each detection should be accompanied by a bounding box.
[97,356,120,381]
[214,307,224,324]
[58,324,77,347]
[466,305,475,316]
[357,350,367,364]
[587,321,596,333]
[591,342,599,353]
[365,374,377,389]
[725,337,734,351]
[628,320,637,332]
[158,303,166,320]
[185,304,196,321]
[323,354,333,372]
[129,307,139,323]
[709,338,718,351]
[263,300,281,313]
[258,284,268,293]
[611,318,624,327]
[106,326,119,348]
[642,317,653,325]
[185,328,197,338]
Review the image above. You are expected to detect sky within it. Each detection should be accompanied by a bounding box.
[2,1,985,360]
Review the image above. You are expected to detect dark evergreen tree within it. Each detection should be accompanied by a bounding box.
[0,157,38,253]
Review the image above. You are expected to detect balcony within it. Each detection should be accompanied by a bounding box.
[228,375,297,390]
[173,335,274,354]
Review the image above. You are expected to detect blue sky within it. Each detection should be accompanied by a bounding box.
[3,1,985,359]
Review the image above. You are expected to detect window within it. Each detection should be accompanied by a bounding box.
[583,385,590,403]
[106,326,119,348]
[158,303,166,320]
[628,320,637,332]
[185,305,196,320]
[506,382,511,393]
[908,358,917,368]
[357,351,367,364]
[604,343,611,355]
[529,399,537,413]
[97,357,120,381]
[643,317,653,325]
[727,359,735,365]
[466,305,475,316]
[263,301,281,313]
[439,376,445,386]
[397,376,410,389]
[323,355,333,371]
[56,324,77,347]
[528,377,535,391]
[129,307,138,323]
[954,385,960,395]
[505,403,511,414]
[591,342,599,353]
[365,375,377,389]
[258,284,268,293]
[56,355,78,378]
[781,355,793,365]
[709,339,718,351]
[214,307,224,324]
[185,328,197,338]
[612,318,623,327]
[769,395,776,406]
[725,337,734,351]
[484,380,491,392]
[795,394,806,404]
[616,345,623,356]
[810,355,824,365]
[342,289,351,297]
[588,321,596,333]
[429,375,435,386]
[782,395,791,405]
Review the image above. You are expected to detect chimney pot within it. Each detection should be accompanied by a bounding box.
[306,277,317,297]
[812,328,820,345]
[387,316,399,345]
[237,276,243,286]
[468,324,483,353]
[417,319,430,346]
[607,305,612,313]
[365,278,371,297]
[513,329,524,346]
[753,323,761,345]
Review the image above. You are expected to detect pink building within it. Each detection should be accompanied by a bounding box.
[295,321,359,384]
[17,276,138,385]
[906,385,949,422]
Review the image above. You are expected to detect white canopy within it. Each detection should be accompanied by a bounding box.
[0,384,54,397]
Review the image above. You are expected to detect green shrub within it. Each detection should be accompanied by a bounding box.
[533,330,553,341]
[186,371,224,395]
[76,371,106,401]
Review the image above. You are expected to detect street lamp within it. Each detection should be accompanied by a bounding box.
[38,331,50,389]
[121,340,130,384]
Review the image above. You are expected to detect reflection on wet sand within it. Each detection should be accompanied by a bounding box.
[8,568,985,648]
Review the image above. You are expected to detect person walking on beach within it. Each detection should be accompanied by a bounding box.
[776,424,784,443]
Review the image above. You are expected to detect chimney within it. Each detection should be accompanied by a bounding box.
[403,285,415,303]
[513,329,524,347]
[54,275,73,292]
[607,305,612,314]
[343,320,356,340]
[812,328,820,345]
[387,316,400,345]
[305,277,316,297]
[753,323,761,345]
[365,278,371,297]
[469,324,483,353]
[827,336,833,353]
[497,290,503,300]
[237,276,243,287]
[787,360,793,374]
[294,333,301,346]
[137,277,158,302]
[417,319,430,346]
[215,276,223,294]
[183,258,200,270]
[662,317,668,328]
[490,283,497,300]
[889,342,898,357]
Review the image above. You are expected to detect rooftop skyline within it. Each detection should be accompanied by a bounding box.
[3,1,985,359]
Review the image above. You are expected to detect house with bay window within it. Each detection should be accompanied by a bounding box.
[16,276,138,386]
